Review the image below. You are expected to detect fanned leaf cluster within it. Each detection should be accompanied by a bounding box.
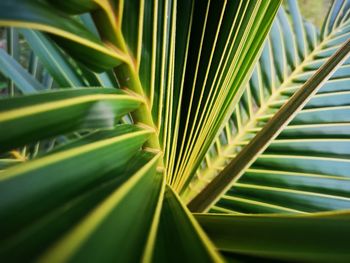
[0,0,350,262]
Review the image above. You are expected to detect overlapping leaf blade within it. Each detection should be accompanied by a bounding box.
[169,0,281,191]
[0,125,151,238]
[20,29,87,88]
[0,0,127,71]
[0,48,44,94]
[196,211,350,262]
[0,88,142,152]
[38,152,163,263]
[0,150,156,261]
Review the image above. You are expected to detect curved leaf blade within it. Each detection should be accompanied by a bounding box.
[0,0,127,71]
[0,88,143,152]
[0,125,151,239]
[38,152,163,263]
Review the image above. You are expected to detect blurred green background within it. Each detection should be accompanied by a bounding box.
[297,0,333,28]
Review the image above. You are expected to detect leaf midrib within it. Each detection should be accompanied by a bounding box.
[188,22,346,200]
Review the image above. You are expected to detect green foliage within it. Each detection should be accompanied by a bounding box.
[0,0,349,262]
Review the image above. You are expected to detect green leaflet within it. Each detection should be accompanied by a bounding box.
[20,29,87,88]
[6,27,20,95]
[0,88,143,153]
[196,211,350,262]
[0,48,44,94]
[79,14,121,89]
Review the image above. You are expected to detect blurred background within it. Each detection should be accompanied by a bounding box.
[296,0,332,28]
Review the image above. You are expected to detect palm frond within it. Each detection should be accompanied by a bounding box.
[0,0,282,260]
[1,0,350,261]
[186,0,350,213]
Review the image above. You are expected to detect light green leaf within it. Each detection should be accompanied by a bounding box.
[6,27,20,95]
[20,29,87,87]
[0,48,44,94]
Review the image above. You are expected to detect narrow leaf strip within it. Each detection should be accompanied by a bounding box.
[20,29,86,87]
[6,27,19,95]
